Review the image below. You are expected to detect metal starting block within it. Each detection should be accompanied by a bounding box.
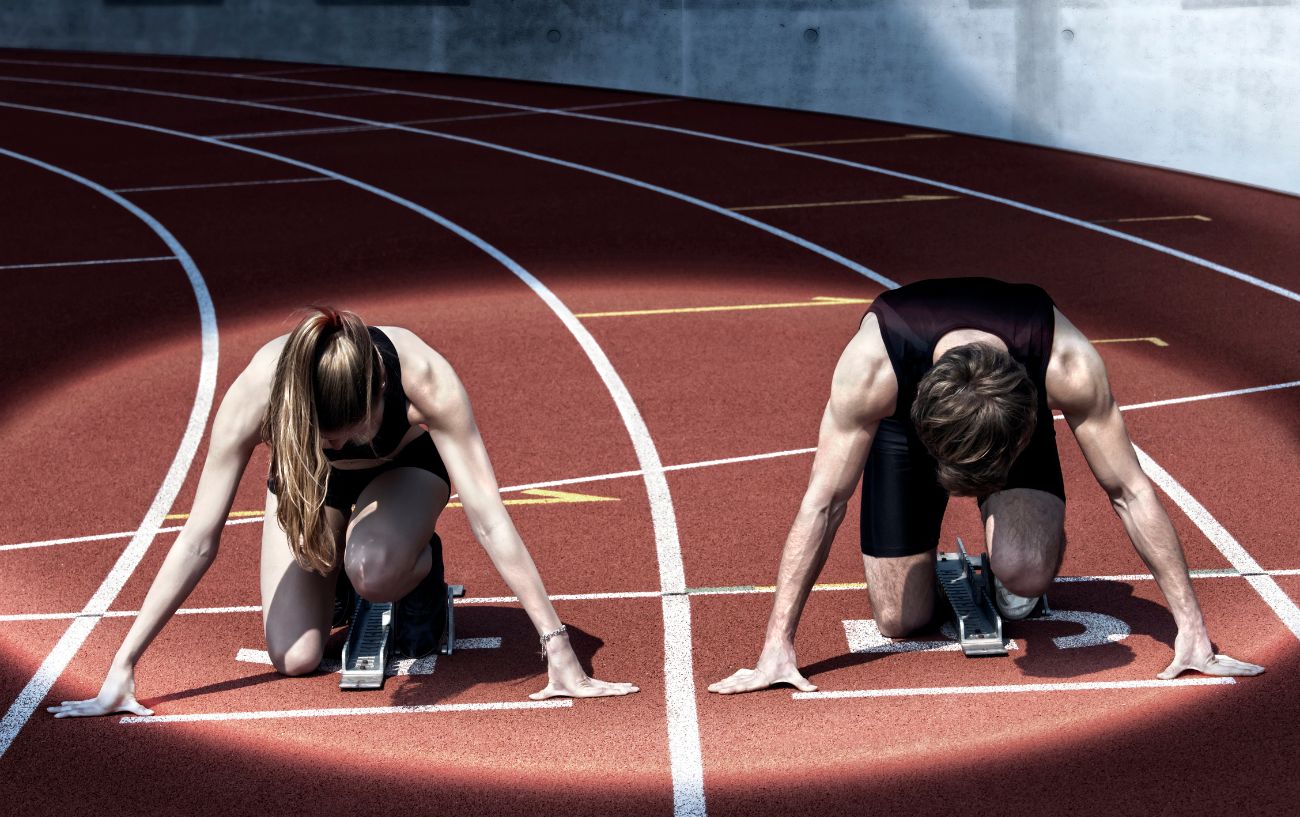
[340,598,394,690]
[935,538,1007,658]
[339,583,466,690]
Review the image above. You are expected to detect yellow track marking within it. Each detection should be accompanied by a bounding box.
[166,488,619,521]
[449,488,618,509]
[575,295,872,319]
[164,510,264,521]
[1091,337,1169,347]
[1092,215,1212,224]
[730,194,958,212]
[753,581,869,592]
[771,133,953,147]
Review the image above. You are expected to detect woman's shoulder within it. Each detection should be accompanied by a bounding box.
[377,326,450,371]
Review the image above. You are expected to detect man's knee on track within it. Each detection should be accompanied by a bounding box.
[989,537,1060,598]
[875,605,932,639]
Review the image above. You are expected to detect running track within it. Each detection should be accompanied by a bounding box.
[0,49,1298,817]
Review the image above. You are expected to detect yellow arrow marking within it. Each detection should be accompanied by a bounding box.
[1092,215,1211,224]
[448,488,619,509]
[1091,337,1169,347]
[771,133,953,147]
[730,194,958,212]
[576,295,873,319]
[166,489,618,521]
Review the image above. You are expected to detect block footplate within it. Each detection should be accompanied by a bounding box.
[340,599,394,690]
[935,538,1007,658]
[340,583,466,690]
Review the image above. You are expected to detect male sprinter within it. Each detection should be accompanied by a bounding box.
[710,277,1263,695]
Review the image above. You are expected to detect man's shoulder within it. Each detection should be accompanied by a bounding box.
[830,313,897,423]
[1046,308,1109,414]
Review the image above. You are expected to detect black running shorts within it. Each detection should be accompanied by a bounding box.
[859,417,1065,558]
[267,432,450,514]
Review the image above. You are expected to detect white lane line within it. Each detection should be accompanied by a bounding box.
[1117,380,1300,412]
[793,677,1235,700]
[7,376,1296,554]
[0,93,707,817]
[2,57,1289,302]
[115,177,332,193]
[0,150,218,761]
[212,97,679,141]
[0,516,260,553]
[252,91,387,103]
[5,568,1296,623]
[1134,446,1300,641]
[0,255,174,270]
[0,76,895,293]
[120,698,571,724]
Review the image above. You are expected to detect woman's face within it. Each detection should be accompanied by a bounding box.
[320,395,385,450]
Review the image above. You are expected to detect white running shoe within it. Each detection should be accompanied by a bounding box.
[992,575,1041,621]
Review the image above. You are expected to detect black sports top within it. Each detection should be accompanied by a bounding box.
[322,327,413,461]
[867,277,1056,434]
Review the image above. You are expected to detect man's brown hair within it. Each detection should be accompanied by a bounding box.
[911,343,1037,497]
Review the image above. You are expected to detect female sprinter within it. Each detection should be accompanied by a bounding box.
[49,307,638,717]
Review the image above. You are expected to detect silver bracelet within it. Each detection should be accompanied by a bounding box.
[539,624,568,659]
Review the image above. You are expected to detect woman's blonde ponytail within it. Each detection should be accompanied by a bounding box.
[262,307,381,574]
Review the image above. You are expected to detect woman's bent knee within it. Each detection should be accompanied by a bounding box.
[270,641,324,677]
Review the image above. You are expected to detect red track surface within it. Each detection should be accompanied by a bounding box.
[1,49,1298,816]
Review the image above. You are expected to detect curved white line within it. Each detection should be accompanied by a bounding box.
[1133,445,1300,642]
[0,148,219,760]
[1,57,1294,302]
[0,74,896,290]
[0,99,706,815]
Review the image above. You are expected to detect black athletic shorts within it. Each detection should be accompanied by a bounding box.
[860,416,1065,558]
[267,432,451,514]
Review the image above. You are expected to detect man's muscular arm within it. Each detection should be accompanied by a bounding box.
[1049,310,1263,679]
[709,315,895,695]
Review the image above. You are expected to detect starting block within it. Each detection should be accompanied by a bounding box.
[935,538,1008,657]
[340,583,465,690]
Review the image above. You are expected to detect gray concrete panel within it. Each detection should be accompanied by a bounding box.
[0,1,1296,194]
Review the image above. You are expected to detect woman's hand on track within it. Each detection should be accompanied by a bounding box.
[708,641,816,695]
[529,636,639,700]
[47,665,153,718]
[1157,630,1264,679]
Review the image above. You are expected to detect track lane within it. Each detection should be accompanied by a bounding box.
[0,89,696,811]
[2,53,1289,302]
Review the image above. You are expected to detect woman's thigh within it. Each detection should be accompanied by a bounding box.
[343,467,451,601]
[259,488,347,676]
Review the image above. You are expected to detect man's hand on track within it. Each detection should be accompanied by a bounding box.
[708,642,817,694]
[1157,630,1264,679]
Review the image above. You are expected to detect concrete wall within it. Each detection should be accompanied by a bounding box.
[2,1,1297,195]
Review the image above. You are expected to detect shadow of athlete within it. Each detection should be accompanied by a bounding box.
[710,277,1263,695]
[51,307,637,719]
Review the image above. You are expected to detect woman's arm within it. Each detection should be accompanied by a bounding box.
[398,330,636,700]
[49,348,273,717]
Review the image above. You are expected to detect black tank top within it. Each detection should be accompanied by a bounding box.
[323,327,412,461]
[867,277,1056,433]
